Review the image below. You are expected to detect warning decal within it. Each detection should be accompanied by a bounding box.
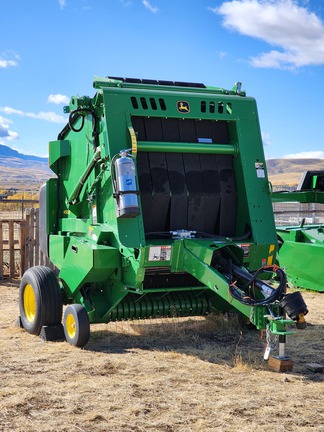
[255,162,265,178]
[148,246,172,261]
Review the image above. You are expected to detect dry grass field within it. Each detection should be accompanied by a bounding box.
[267,158,324,186]
[1,280,324,432]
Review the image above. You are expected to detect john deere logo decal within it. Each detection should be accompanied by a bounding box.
[177,101,190,113]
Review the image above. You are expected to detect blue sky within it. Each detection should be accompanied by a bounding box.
[1,0,324,160]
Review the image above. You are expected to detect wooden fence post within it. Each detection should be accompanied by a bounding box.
[25,212,31,270]
[20,220,26,277]
[35,208,40,268]
[29,208,35,268]
[8,220,15,278]
[0,221,3,280]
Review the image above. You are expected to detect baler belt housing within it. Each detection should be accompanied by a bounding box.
[19,76,308,355]
[137,151,237,236]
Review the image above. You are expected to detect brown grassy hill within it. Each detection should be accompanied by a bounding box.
[266,158,324,186]
[0,145,52,190]
[0,146,323,189]
[0,161,52,190]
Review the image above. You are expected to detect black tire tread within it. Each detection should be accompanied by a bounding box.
[19,266,63,335]
[63,304,90,348]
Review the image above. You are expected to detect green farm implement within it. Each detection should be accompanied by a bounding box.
[273,170,324,292]
[19,77,307,366]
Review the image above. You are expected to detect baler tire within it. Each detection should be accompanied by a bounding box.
[63,304,90,348]
[19,266,63,336]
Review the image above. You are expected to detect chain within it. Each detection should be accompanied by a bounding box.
[249,306,254,325]
[266,322,278,351]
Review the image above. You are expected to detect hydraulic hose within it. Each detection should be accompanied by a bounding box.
[228,263,287,306]
[67,147,101,205]
[212,253,286,307]
[68,107,99,151]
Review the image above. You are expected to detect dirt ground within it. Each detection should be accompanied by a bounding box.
[0,280,324,432]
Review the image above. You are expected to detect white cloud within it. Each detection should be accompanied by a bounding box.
[211,0,324,69]
[0,106,66,124]
[0,59,17,68]
[0,52,20,68]
[47,94,70,105]
[29,111,66,123]
[218,51,227,59]
[0,115,18,144]
[262,131,271,146]
[283,151,324,158]
[120,0,132,6]
[58,0,66,9]
[142,0,158,13]
[1,107,24,116]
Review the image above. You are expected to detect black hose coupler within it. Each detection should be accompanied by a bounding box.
[280,291,308,323]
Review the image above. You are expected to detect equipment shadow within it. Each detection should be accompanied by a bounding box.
[85,314,324,381]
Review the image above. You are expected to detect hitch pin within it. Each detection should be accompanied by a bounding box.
[264,322,272,360]
[264,345,271,361]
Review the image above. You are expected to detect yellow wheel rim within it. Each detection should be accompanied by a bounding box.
[23,284,37,323]
[65,313,76,339]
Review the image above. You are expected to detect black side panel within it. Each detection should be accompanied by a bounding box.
[132,117,230,144]
[136,152,154,232]
[145,118,163,141]
[183,154,205,232]
[195,120,212,142]
[166,153,187,230]
[297,170,324,191]
[39,183,49,258]
[211,121,229,143]
[200,154,221,234]
[178,119,197,143]
[161,118,180,142]
[218,155,237,236]
[148,152,170,232]
[137,152,236,237]
[131,117,146,140]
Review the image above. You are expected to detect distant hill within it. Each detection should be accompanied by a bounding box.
[0,144,323,189]
[266,158,324,185]
[0,144,48,163]
[0,144,52,189]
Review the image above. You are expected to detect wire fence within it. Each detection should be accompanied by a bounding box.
[0,208,50,279]
[1,189,323,279]
[273,202,324,226]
